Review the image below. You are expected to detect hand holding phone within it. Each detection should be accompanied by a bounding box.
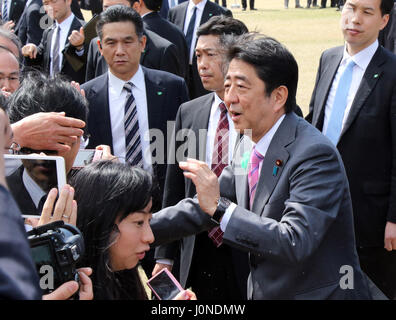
[146,268,184,300]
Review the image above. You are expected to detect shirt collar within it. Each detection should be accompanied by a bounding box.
[108,65,145,97]
[342,39,378,71]
[188,0,207,12]
[254,114,286,158]
[22,168,46,208]
[56,13,75,31]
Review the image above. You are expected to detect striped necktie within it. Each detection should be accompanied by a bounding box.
[123,82,143,167]
[208,102,230,248]
[52,26,61,76]
[2,0,8,22]
[248,147,264,209]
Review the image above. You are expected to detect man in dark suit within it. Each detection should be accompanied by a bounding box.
[138,0,189,82]
[1,0,25,26]
[379,4,396,53]
[81,5,189,276]
[307,0,396,299]
[85,0,181,81]
[154,16,249,300]
[15,0,46,46]
[21,0,87,83]
[168,0,231,99]
[151,34,371,300]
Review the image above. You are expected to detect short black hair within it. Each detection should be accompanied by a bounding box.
[197,15,248,39]
[7,71,88,126]
[226,34,298,113]
[142,0,162,11]
[380,0,394,15]
[96,5,143,40]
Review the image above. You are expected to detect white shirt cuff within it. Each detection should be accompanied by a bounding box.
[156,259,174,266]
[220,202,237,232]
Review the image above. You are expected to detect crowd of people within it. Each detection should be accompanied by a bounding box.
[0,0,395,301]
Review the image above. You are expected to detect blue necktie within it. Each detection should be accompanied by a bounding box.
[185,6,197,53]
[170,0,176,7]
[325,60,356,145]
[124,82,143,167]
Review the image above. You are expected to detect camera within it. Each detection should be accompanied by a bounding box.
[27,220,85,295]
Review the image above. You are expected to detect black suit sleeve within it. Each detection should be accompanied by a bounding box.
[85,38,98,82]
[305,52,324,123]
[26,5,45,46]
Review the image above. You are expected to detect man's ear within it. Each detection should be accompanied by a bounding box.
[97,39,103,55]
[272,85,288,113]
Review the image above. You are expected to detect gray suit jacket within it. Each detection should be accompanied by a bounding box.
[152,112,371,299]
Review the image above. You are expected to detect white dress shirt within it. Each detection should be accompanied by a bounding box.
[205,93,237,166]
[322,40,378,136]
[108,67,152,172]
[50,13,75,76]
[183,0,207,64]
[220,114,286,231]
[22,168,46,209]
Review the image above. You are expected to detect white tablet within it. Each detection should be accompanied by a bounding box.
[4,155,67,218]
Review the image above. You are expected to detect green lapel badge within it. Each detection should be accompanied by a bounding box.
[374,74,379,78]
[209,13,213,17]
[157,91,163,96]
[241,151,250,170]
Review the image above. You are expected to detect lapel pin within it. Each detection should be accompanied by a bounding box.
[241,151,250,170]
[209,13,213,16]
[374,74,379,78]
[273,159,283,176]
[157,91,163,96]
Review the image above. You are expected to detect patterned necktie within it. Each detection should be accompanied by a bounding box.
[52,26,61,76]
[325,60,356,145]
[124,82,143,167]
[208,102,230,248]
[248,147,264,209]
[2,0,8,22]
[185,6,197,53]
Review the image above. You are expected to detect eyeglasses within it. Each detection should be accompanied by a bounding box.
[4,142,21,155]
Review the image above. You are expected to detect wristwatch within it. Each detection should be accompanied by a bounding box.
[211,197,231,224]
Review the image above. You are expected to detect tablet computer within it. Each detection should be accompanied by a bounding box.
[4,155,67,218]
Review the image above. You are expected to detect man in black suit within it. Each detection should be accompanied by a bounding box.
[379,5,396,53]
[81,5,189,276]
[85,0,181,81]
[15,0,46,46]
[307,0,396,299]
[153,16,249,299]
[168,0,232,99]
[137,0,189,82]
[1,0,25,26]
[21,0,87,83]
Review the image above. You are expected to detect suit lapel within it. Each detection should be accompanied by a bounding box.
[312,48,343,128]
[339,46,385,140]
[252,113,296,215]
[193,93,213,160]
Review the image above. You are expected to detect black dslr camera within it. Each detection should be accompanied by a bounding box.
[27,220,85,296]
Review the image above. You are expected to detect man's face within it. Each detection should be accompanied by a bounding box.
[224,59,285,143]
[22,159,58,192]
[43,0,72,23]
[196,35,227,98]
[98,21,146,81]
[102,0,131,10]
[341,0,389,54]
[0,51,20,94]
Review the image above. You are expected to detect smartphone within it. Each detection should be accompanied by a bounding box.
[146,268,184,300]
[72,149,103,168]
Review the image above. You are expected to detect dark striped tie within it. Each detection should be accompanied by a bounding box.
[208,102,230,247]
[124,82,143,167]
[2,0,8,22]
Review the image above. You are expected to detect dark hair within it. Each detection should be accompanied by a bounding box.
[226,34,298,113]
[0,93,8,112]
[96,5,143,40]
[70,161,158,300]
[380,0,394,15]
[142,0,162,11]
[0,27,22,59]
[197,15,248,39]
[7,71,88,125]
